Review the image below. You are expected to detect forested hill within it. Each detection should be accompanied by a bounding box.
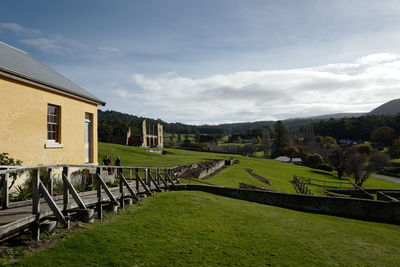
[98,109,400,143]
[98,109,369,141]
[98,110,311,140]
[98,110,266,141]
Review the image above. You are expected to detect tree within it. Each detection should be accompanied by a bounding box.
[282,146,300,160]
[371,126,397,146]
[346,151,368,186]
[316,136,338,150]
[261,128,272,158]
[346,151,389,187]
[328,148,348,179]
[255,136,262,144]
[391,138,400,158]
[274,121,290,149]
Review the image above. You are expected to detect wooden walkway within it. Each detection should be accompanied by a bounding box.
[0,165,179,242]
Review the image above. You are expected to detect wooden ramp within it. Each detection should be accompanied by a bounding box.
[0,165,179,242]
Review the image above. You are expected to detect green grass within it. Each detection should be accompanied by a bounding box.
[391,158,400,164]
[218,142,248,147]
[99,142,400,194]
[13,191,400,266]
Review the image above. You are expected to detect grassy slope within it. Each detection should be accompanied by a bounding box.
[14,191,400,267]
[99,142,400,193]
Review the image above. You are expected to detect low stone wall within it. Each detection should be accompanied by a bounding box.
[174,184,400,224]
[198,160,225,179]
[175,159,226,179]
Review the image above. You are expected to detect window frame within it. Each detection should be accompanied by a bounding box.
[46,104,63,148]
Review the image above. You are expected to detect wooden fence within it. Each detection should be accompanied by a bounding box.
[0,164,179,242]
[292,175,354,195]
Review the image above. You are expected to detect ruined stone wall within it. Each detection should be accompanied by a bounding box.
[141,120,164,148]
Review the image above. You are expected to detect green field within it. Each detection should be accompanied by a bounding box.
[99,142,400,194]
[5,143,400,265]
[13,191,400,266]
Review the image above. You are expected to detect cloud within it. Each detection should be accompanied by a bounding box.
[124,53,400,124]
[1,22,121,59]
[21,38,65,55]
[0,23,41,34]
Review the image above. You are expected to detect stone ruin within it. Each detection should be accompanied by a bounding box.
[141,119,164,148]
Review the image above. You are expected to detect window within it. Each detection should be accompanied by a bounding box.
[47,104,60,143]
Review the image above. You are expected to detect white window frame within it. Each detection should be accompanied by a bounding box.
[45,104,63,149]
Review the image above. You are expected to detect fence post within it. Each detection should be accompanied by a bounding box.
[135,169,139,192]
[119,170,125,209]
[2,173,9,209]
[96,167,103,220]
[48,168,53,197]
[31,168,40,241]
[145,169,150,190]
[62,167,69,211]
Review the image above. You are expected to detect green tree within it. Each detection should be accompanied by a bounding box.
[371,126,397,146]
[282,146,300,160]
[346,151,389,187]
[328,148,348,179]
[273,121,290,150]
[391,138,400,158]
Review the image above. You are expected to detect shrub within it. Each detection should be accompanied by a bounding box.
[304,153,324,168]
[316,163,333,172]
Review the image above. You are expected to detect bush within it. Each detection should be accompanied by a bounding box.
[304,153,324,168]
[0,152,22,166]
[316,163,333,172]
[353,144,373,155]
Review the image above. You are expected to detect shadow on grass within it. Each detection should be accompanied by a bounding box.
[309,170,340,180]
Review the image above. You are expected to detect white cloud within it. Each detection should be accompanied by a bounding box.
[2,22,121,59]
[125,53,400,124]
[0,23,41,34]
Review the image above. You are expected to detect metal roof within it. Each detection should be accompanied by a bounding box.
[0,42,105,105]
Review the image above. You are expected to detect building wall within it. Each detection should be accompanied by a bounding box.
[141,120,164,148]
[157,124,164,148]
[0,76,99,166]
[141,120,147,147]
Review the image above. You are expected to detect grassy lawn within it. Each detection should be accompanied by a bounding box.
[391,158,400,164]
[99,142,400,194]
[13,191,400,266]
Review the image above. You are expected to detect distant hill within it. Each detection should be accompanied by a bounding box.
[369,99,400,115]
[288,113,366,121]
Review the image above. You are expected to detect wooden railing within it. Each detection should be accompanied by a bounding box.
[0,164,179,241]
[292,175,354,195]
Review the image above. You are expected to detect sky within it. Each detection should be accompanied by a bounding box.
[1,0,400,124]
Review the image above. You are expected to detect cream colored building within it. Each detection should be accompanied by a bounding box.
[141,120,164,148]
[0,42,105,166]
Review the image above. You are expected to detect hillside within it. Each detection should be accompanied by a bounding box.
[14,191,400,266]
[291,112,366,120]
[98,142,400,193]
[369,98,400,115]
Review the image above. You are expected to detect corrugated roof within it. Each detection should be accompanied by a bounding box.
[0,42,105,105]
